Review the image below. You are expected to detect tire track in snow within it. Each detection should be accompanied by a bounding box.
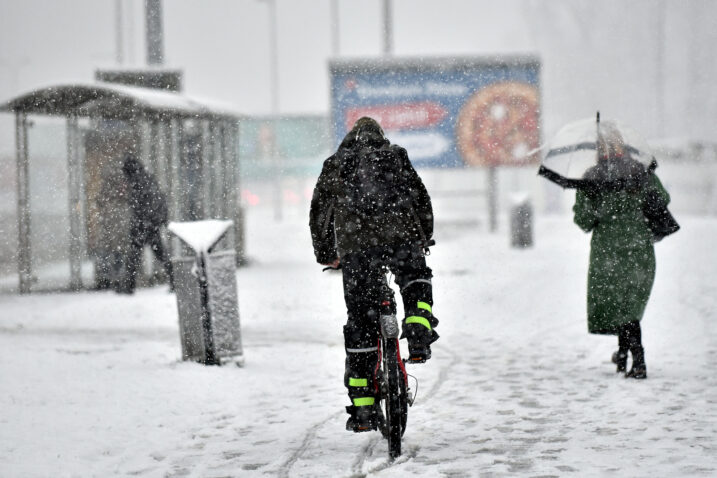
[277,411,343,478]
[349,435,380,476]
[350,444,418,477]
[349,346,462,475]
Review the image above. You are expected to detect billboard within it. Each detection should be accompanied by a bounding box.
[330,56,541,168]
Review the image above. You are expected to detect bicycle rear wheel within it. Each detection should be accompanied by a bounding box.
[382,337,407,460]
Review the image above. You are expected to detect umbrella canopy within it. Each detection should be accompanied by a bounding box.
[538,113,655,189]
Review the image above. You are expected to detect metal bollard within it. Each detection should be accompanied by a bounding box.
[510,193,533,248]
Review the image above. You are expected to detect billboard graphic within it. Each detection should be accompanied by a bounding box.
[330,57,541,168]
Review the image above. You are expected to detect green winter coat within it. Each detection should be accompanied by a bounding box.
[573,172,669,334]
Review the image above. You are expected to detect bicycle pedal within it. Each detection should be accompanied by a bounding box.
[408,354,428,363]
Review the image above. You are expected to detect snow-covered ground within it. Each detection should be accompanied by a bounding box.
[1,202,716,477]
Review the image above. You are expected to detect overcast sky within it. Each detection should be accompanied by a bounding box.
[1,0,716,155]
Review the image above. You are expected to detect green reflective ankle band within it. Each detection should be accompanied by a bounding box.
[406,315,431,330]
[348,377,368,387]
[353,397,375,406]
[417,301,432,314]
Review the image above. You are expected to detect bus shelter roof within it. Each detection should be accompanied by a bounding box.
[0,82,240,121]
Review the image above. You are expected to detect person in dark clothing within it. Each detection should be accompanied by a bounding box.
[118,154,174,294]
[309,117,438,432]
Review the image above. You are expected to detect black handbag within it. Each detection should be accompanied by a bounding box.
[643,188,680,242]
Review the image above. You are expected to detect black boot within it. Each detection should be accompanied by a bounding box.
[402,305,439,363]
[345,404,381,433]
[343,324,380,431]
[611,349,628,373]
[625,345,647,379]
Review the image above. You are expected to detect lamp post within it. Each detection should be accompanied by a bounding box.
[383,0,393,56]
[655,0,665,138]
[257,0,279,114]
[145,0,164,65]
[330,0,340,57]
[115,0,124,65]
[258,0,282,220]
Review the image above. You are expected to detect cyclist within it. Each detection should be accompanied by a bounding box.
[309,117,439,432]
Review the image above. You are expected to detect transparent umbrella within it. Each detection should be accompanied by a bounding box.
[538,112,656,190]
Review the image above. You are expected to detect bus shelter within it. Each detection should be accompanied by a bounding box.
[1,82,244,293]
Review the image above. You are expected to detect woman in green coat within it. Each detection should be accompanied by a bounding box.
[573,131,670,379]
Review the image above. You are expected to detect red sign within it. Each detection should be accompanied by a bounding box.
[345,102,448,131]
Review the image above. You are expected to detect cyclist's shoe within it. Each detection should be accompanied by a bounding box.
[345,404,379,433]
[402,305,439,363]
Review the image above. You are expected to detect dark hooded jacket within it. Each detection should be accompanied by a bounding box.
[309,119,433,263]
[122,155,169,230]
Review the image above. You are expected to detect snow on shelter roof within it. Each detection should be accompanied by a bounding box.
[0,82,240,120]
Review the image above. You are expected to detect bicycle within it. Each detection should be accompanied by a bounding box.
[324,239,433,460]
[375,268,411,460]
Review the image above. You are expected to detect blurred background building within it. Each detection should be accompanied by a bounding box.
[1,0,716,292]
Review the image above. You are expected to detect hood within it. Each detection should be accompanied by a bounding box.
[339,116,389,151]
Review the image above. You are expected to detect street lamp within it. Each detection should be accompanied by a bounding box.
[257,0,282,220]
[257,0,279,114]
[383,0,393,56]
[330,0,340,57]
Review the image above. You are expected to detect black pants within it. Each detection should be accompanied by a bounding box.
[340,243,432,400]
[617,321,642,351]
[122,224,173,292]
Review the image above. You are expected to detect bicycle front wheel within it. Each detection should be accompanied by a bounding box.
[382,337,407,460]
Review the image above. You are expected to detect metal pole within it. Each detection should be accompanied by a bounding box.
[149,120,160,175]
[330,0,340,57]
[145,0,164,65]
[166,118,177,220]
[201,120,211,219]
[172,118,184,221]
[126,0,136,64]
[169,117,183,254]
[218,122,229,220]
[197,253,219,365]
[488,166,498,232]
[260,0,282,221]
[67,115,83,290]
[267,0,279,114]
[115,0,124,65]
[163,118,175,259]
[270,120,282,221]
[230,121,245,265]
[382,0,393,56]
[15,112,32,294]
[209,120,220,218]
[655,0,665,137]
